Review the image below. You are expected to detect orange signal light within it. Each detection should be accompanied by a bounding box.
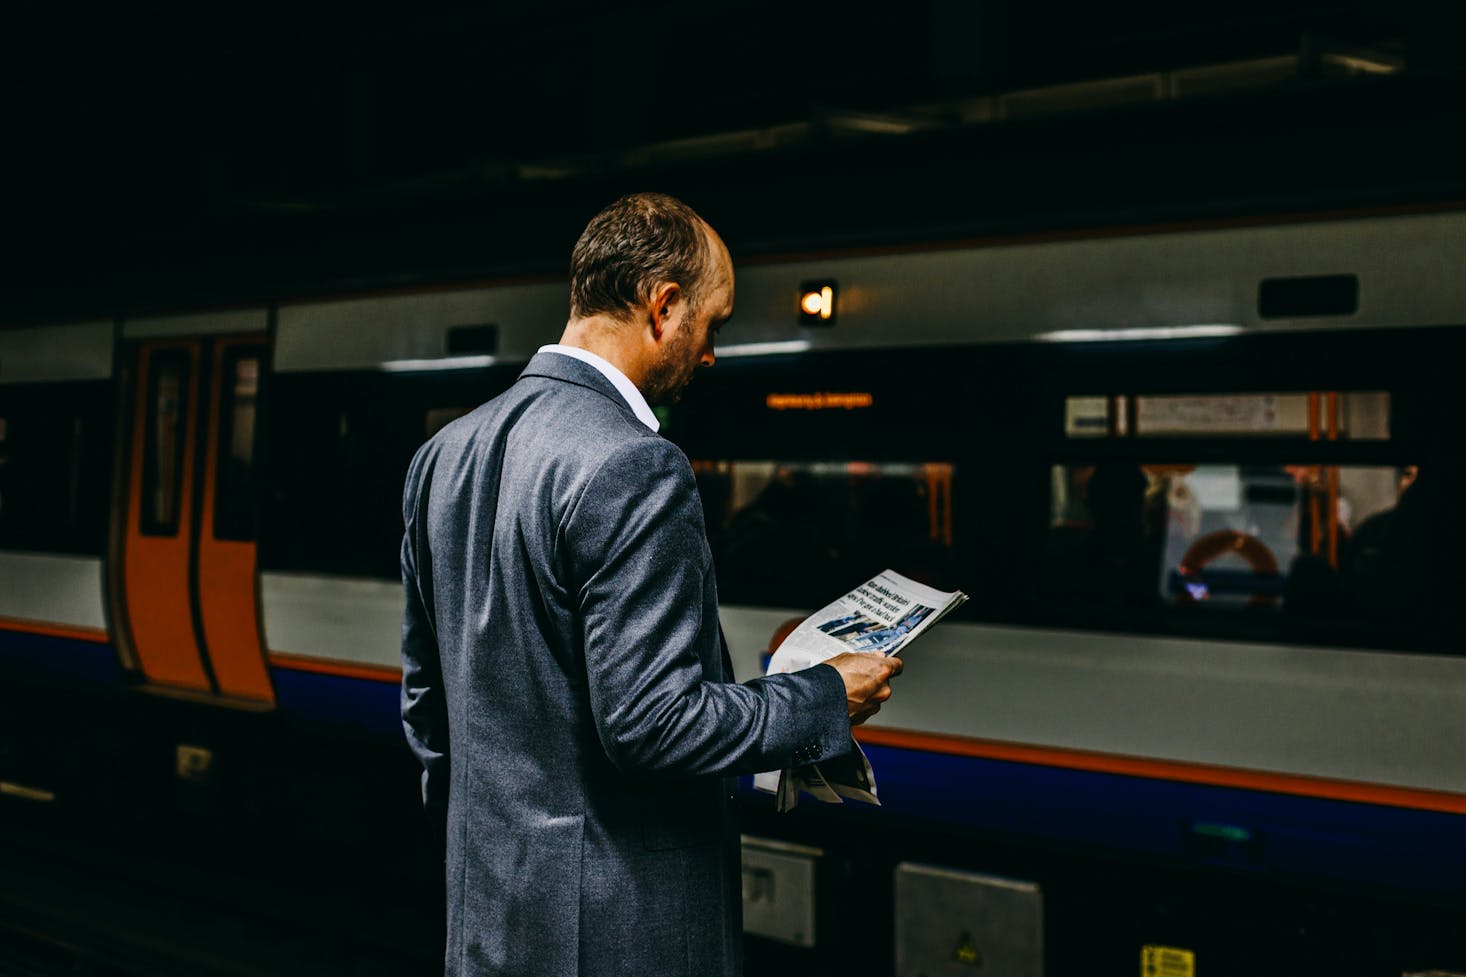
[798,280,837,324]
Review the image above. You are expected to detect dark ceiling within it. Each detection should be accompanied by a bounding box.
[4,3,1465,324]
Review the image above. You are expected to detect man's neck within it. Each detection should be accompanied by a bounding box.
[557,316,649,390]
[540,338,661,432]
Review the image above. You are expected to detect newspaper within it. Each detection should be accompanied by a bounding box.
[754,569,968,812]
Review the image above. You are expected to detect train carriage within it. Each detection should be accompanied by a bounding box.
[2,207,1465,974]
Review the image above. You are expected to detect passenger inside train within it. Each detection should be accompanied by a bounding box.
[699,460,957,609]
[1044,449,1462,647]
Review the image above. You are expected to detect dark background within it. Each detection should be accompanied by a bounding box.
[4,2,1465,324]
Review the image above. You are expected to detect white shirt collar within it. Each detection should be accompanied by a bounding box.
[538,344,660,432]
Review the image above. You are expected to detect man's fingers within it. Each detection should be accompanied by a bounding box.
[828,651,905,723]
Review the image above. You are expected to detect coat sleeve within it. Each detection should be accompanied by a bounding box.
[562,436,850,777]
[400,444,449,822]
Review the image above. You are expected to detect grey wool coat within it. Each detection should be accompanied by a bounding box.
[401,351,850,977]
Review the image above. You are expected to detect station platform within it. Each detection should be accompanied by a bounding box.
[0,795,441,977]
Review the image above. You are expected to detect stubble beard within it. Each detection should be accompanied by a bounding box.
[644,323,701,407]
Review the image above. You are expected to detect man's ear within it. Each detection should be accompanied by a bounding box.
[649,281,682,339]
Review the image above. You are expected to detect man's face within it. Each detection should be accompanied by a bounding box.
[645,230,734,407]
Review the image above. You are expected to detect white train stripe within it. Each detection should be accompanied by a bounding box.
[258,582,813,677]
[721,605,803,682]
[252,580,1466,796]
[718,605,1466,796]
[0,552,108,632]
[274,284,568,373]
[718,211,1466,352]
[0,322,114,385]
[270,212,1466,376]
[260,572,403,670]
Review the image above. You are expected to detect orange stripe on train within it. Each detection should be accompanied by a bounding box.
[0,616,110,644]
[855,725,1466,816]
[268,651,403,684]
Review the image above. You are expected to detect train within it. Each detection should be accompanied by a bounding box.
[3,206,1465,975]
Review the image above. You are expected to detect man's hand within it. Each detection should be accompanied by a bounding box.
[824,652,904,726]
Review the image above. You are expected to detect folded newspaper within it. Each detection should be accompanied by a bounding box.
[754,570,968,812]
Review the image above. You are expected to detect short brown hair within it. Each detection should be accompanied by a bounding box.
[569,193,714,321]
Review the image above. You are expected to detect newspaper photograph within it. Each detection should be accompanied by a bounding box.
[755,569,967,811]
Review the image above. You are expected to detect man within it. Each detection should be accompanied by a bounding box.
[401,192,901,977]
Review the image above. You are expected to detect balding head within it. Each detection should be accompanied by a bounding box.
[569,192,720,322]
[559,193,733,408]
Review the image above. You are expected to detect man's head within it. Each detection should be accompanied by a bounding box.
[566,193,734,406]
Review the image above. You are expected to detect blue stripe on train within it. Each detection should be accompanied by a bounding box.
[0,628,122,685]
[266,657,1466,904]
[746,743,1466,904]
[269,665,404,741]
[0,633,401,738]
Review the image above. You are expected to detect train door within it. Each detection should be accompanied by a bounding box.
[109,323,274,706]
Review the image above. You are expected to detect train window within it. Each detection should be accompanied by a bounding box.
[1047,461,1411,616]
[0,385,111,555]
[695,459,957,609]
[425,406,472,439]
[0,417,7,527]
[214,352,261,541]
[1064,391,1390,439]
[65,417,83,526]
[261,366,520,579]
[141,351,190,537]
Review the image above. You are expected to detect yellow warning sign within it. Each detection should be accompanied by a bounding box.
[951,930,982,967]
[1142,944,1196,977]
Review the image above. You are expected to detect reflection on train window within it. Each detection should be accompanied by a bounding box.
[141,351,190,537]
[214,353,261,541]
[693,459,955,609]
[1047,462,1410,616]
[1064,391,1390,439]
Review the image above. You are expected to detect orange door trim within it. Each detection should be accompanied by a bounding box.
[122,342,211,691]
[196,337,274,702]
